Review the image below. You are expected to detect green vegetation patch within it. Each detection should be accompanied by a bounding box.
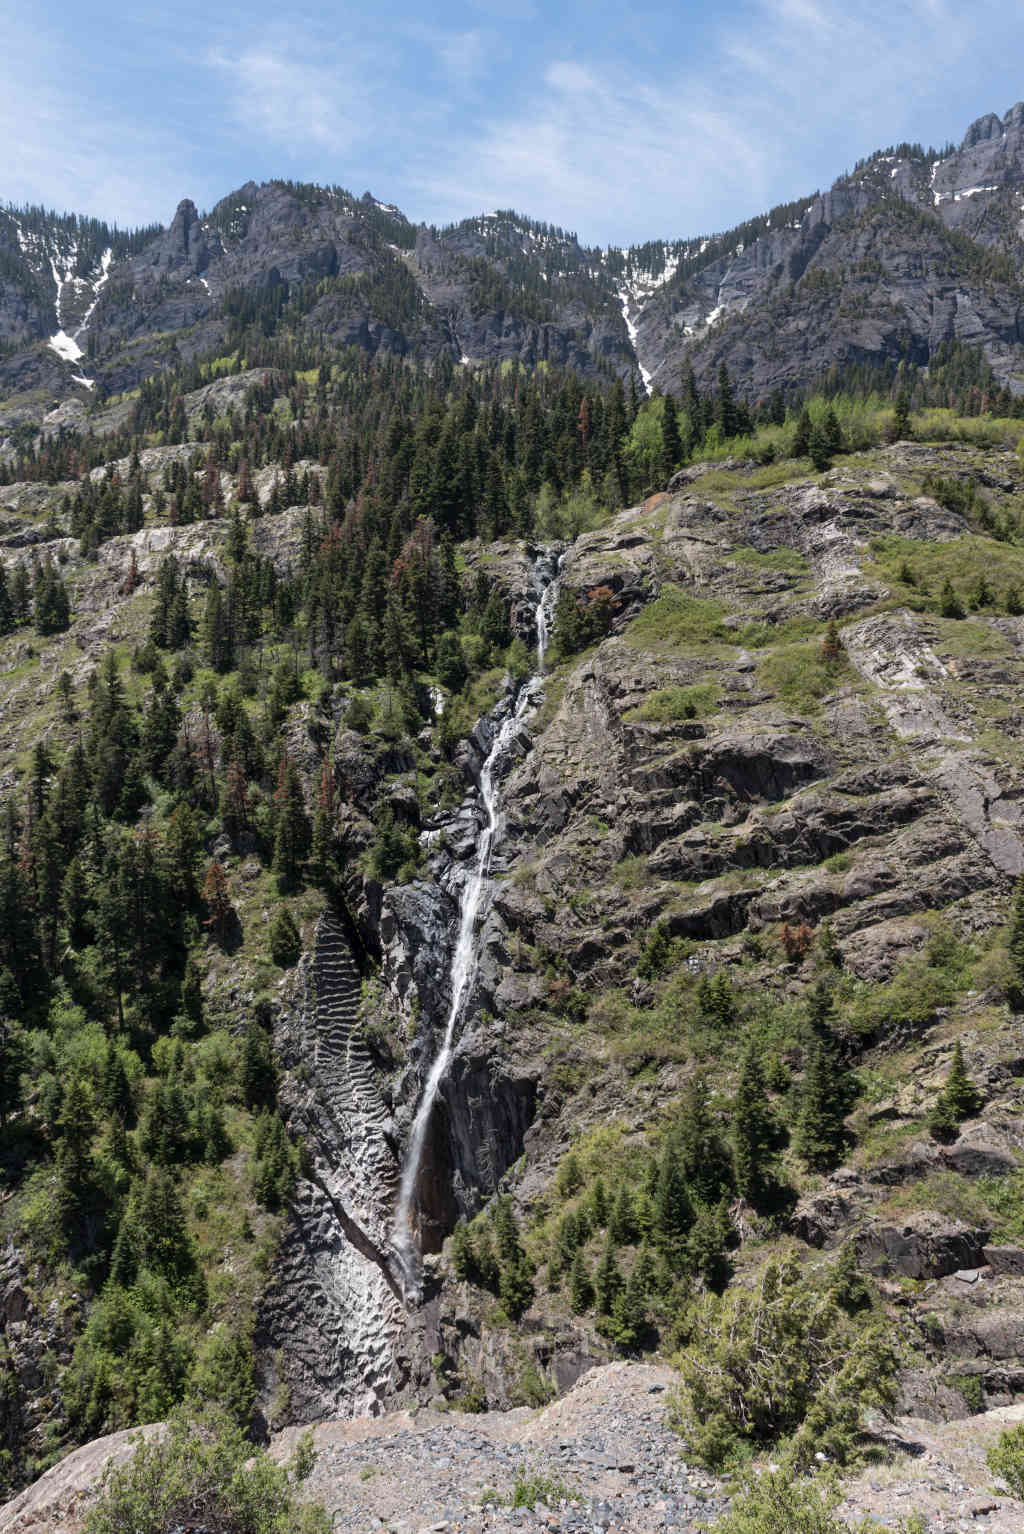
[624,586,733,651]
[734,613,823,648]
[84,1408,329,1534]
[757,639,849,714]
[624,682,720,723]
[867,533,1024,619]
[729,545,810,576]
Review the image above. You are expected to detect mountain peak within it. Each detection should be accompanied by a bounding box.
[961,111,1004,149]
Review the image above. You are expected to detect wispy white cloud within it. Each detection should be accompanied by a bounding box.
[2,0,1022,246]
[402,24,489,90]
[411,57,771,242]
[206,34,378,155]
[0,65,193,225]
[411,0,1010,242]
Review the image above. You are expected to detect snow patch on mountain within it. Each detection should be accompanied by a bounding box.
[48,330,83,363]
[617,282,652,392]
[47,246,110,384]
[76,248,113,334]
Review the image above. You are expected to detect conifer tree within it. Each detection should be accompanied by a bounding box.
[823,406,843,457]
[252,1112,295,1209]
[661,393,683,480]
[568,1248,593,1314]
[794,1041,851,1171]
[33,559,71,634]
[594,1231,623,1315]
[709,973,736,1030]
[928,1040,980,1142]
[586,1176,609,1230]
[732,1039,779,1204]
[633,1239,658,1296]
[451,1219,478,1282]
[715,363,738,440]
[493,1195,524,1266]
[555,1208,582,1272]
[890,388,912,442]
[805,977,836,1041]
[681,363,703,446]
[55,1074,96,1218]
[792,407,812,458]
[677,1076,732,1204]
[272,755,310,893]
[202,583,233,672]
[499,1251,535,1320]
[687,1198,734,1293]
[1008,873,1024,1005]
[829,1240,871,1315]
[653,1142,693,1257]
[821,619,843,669]
[940,578,965,619]
[241,1019,277,1111]
[0,565,13,636]
[0,1016,25,1127]
[269,908,301,967]
[610,1264,648,1350]
[609,1182,636,1245]
[201,860,235,945]
[310,762,336,888]
[474,1227,500,1292]
[808,421,833,472]
[556,1151,584,1197]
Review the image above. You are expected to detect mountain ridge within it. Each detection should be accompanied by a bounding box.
[4,97,1024,427]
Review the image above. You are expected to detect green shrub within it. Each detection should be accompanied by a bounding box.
[757,641,845,714]
[628,683,720,722]
[84,1407,331,1534]
[711,1473,930,1534]
[669,1252,897,1470]
[987,1420,1024,1498]
[948,1373,984,1414]
[453,1378,488,1413]
[624,587,731,650]
[509,1466,572,1509]
[187,1324,256,1429]
[701,1470,845,1533]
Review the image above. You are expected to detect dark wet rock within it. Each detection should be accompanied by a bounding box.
[856,1214,991,1279]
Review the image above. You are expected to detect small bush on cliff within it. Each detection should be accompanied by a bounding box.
[702,1470,846,1534]
[668,1252,897,1471]
[708,1473,929,1534]
[84,1406,330,1534]
[986,1421,1024,1498]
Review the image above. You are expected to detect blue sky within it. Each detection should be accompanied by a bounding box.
[3,0,1023,247]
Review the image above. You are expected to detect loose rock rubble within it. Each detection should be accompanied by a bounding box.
[5,1362,1024,1533]
[272,1364,1024,1534]
[274,1363,731,1534]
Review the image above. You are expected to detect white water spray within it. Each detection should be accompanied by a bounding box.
[393,556,559,1290]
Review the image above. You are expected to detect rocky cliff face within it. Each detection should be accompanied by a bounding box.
[633,100,1024,395]
[236,439,1024,1424]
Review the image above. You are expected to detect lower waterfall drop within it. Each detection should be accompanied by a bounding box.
[393,553,559,1294]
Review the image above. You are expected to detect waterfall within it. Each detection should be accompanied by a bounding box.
[393,553,559,1291]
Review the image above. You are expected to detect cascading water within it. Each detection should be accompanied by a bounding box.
[393,554,560,1292]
